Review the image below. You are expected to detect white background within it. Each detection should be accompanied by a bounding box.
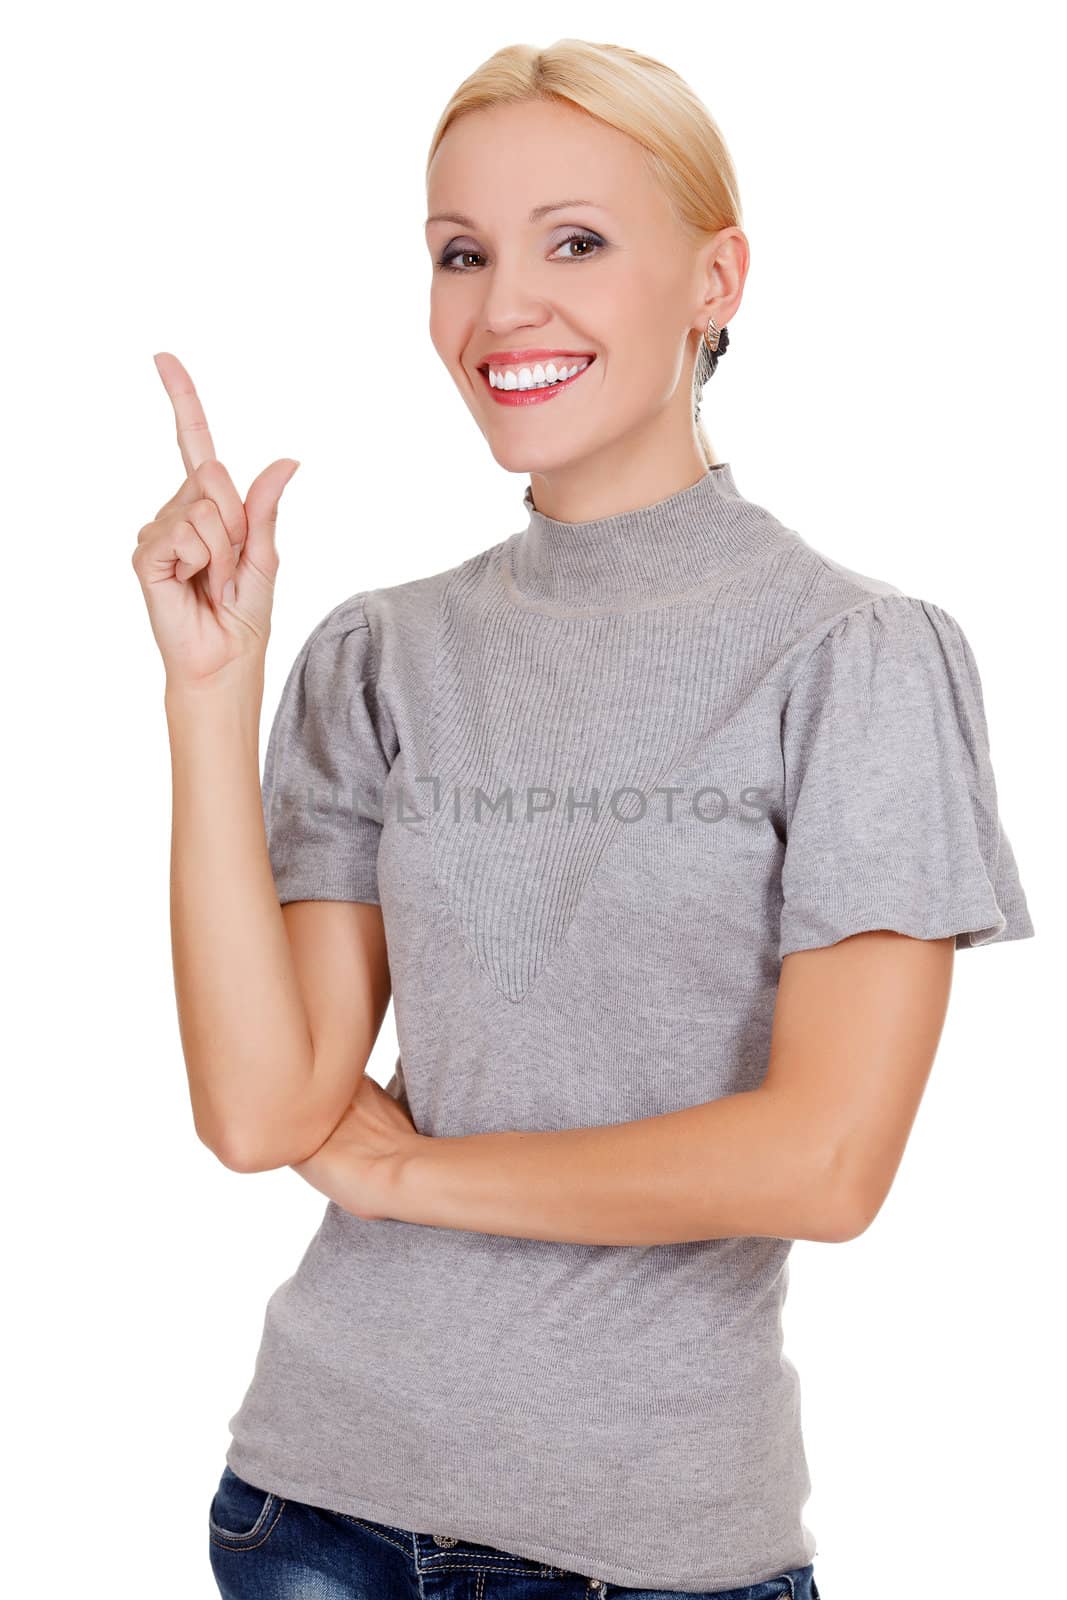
[5,2,1060,1595]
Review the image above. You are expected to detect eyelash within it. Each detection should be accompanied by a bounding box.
[436,230,605,273]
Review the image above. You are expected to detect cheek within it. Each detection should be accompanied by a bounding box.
[428,289,466,363]
[427,306,447,361]
[596,268,684,372]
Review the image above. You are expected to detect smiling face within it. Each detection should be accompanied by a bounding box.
[425,97,745,507]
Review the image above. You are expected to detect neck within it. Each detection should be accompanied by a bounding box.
[524,437,721,527]
[504,462,785,615]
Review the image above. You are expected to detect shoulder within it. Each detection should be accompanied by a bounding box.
[310,540,510,693]
[765,494,988,651]
[356,537,506,630]
[776,530,913,644]
[789,590,977,683]
[748,520,981,698]
[779,590,992,764]
[717,487,951,663]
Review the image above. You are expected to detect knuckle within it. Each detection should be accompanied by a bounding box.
[175,519,205,553]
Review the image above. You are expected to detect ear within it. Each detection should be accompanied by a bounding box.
[692,225,749,339]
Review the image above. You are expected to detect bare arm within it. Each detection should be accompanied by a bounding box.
[312,928,954,1243]
[166,677,392,1172]
[136,352,391,1175]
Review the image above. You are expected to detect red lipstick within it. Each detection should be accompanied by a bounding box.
[478,353,597,408]
[479,348,595,365]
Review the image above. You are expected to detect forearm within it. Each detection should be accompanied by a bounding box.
[166,670,317,1170]
[379,1088,851,1246]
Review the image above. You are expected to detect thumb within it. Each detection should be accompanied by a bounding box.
[242,458,301,572]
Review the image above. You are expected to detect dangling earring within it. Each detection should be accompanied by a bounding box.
[703,317,721,354]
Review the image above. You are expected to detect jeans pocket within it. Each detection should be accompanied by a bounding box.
[208,1463,285,1550]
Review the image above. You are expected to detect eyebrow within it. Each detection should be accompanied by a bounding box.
[425,199,604,229]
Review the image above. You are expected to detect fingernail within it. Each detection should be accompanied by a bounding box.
[223,579,236,607]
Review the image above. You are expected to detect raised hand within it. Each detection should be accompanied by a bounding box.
[132,352,300,688]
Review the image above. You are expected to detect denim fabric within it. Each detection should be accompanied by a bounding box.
[208,1464,822,1599]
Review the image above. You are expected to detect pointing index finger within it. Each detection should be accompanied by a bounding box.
[153,351,218,476]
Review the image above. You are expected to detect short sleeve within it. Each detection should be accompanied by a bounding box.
[261,591,394,905]
[778,594,1035,959]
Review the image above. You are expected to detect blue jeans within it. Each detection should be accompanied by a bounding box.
[208,1463,822,1599]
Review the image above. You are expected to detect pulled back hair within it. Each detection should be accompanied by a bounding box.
[425,38,742,467]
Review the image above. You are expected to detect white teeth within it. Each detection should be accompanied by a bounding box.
[488,358,590,390]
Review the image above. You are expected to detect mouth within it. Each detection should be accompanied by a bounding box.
[476,354,597,408]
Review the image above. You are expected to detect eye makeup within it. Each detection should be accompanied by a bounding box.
[435,229,606,273]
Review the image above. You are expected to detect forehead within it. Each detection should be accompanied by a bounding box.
[426,99,657,224]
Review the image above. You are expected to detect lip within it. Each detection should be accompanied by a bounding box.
[478,348,596,367]
[479,358,595,407]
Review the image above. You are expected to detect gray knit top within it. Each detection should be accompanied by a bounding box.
[225,461,1034,1591]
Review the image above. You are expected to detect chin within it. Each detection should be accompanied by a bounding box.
[483,434,595,477]
[483,437,542,473]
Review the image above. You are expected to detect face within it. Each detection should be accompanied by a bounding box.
[425,97,746,496]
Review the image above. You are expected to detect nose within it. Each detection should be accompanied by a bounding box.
[478,251,553,338]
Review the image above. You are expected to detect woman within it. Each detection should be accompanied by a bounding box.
[136,38,1034,1600]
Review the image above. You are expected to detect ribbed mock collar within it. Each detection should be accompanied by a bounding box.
[503,462,782,615]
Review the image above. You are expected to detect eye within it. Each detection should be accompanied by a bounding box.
[436,247,486,273]
[551,230,604,262]
[435,230,606,274]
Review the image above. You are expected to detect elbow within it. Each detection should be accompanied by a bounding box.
[799,1154,873,1243]
[818,1179,879,1244]
[196,1117,278,1176]
[198,1111,336,1175]
[798,1125,882,1242]
[215,1141,273,1175]
[211,1131,302,1174]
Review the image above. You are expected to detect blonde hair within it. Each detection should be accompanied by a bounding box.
[425,38,743,467]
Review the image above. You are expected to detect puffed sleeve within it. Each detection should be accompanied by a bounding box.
[778,594,1034,959]
[260,591,394,905]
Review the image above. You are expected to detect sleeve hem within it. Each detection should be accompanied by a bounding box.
[778,899,1030,960]
[273,868,381,906]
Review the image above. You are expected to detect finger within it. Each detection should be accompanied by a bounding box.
[242,457,301,573]
[153,351,218,476]
[132,518,210,586]
[184,497,238,609]
[152,456,248,527]
[195,459,249,552]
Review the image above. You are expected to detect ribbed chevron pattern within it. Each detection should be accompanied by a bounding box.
[422,460,806,998]
[427,466,791,1000]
